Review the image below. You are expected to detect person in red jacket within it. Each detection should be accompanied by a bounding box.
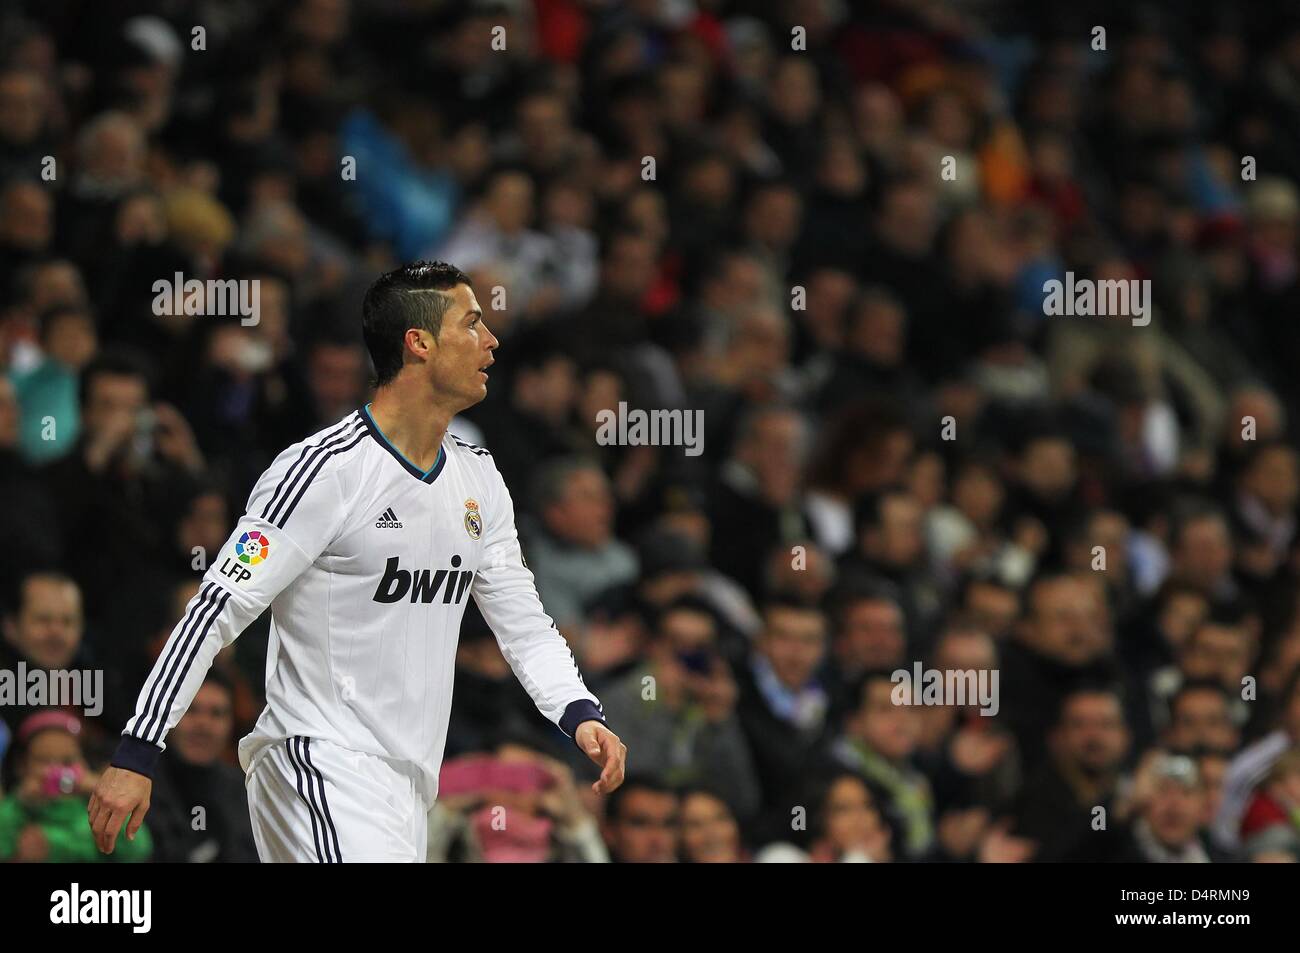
[1239,747,1300,855]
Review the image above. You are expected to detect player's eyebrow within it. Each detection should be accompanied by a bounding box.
[465,306,483,320]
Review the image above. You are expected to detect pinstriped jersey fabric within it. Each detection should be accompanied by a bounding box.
[122,409,601,802]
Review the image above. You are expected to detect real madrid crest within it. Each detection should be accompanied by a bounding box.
[464,498,483,539]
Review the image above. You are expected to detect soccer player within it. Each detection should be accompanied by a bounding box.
[88,261,626,861]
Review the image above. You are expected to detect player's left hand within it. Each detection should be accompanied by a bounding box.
[575,721,626,795]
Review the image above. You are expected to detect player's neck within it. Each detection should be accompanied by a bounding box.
[368,381,454,472]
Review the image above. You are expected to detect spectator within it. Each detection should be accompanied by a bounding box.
[0,67,51,182]
[1000,571,1131,773]
[1163,680,1241,755]
[0,179,54,295]
[0,374,60,586]
[1230,440,1299,581]
[804,399,914,558]
[1148,613,1256,736]
[429,743,609,863]
[0,572,123,752]
[1213,666,1300,852]
[825,584,908,713]
[756,771,893,863]
[1008,687,1131,862]
[7,0,1300,866]
[42,350,205,642]
[0,710,152,862]
[679,787,746,864]
[473,324,584,494]
[431,166,561,320]
[708,404,811,597]
[957,574,1022,643]
[1107,751,1222,863]
[1165,502,1239,609]
[927,454,1035,591]
[601,776,678,863]
[12,304,97,463]
[523,457,638,634]
[734,598,833,843]
[840,486,942,645]
[830,672,934,859]
[1237,747,1300,858]
[145,671,258,862]
[598,597,760,820]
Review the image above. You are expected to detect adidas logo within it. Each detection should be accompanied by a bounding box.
[375,507,403,529]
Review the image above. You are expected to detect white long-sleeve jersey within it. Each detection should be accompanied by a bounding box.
[112,407,606,801]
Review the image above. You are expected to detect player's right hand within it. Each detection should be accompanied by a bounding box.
[87,767,152,854]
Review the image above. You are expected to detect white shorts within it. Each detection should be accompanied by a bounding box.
[245,735,428,862]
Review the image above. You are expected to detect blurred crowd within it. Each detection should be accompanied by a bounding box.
[4,0,1300,862]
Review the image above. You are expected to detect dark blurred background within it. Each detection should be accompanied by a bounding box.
[2,0,1300,864]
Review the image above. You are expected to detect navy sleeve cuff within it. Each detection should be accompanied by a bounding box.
[110,734,164,778]
[559,699,607,749]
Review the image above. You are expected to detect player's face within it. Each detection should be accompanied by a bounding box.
[428,284,497,409]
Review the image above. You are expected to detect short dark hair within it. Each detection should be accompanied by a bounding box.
[1168,498,1227,550]
[802,769,886,842]
[78,348,151,409]
[826,581,902,633]
[761,595,826,631]
[1169,678,1229,714]
[1055,683,1125,725]
[1021,567,1087,620]
[1238,438,1296,478]
[853,485,911,534]
[37,304,94,344]
[605,774,677,822]
[676,785,735,814]
[361,261,472,387]
[650,594,720,638]
[530,455,602,513]
[854,669,902,707]
[1151,577,1208,609]
[805,398,910,493]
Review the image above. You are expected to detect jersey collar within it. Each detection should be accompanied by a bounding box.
[360,404,447,484]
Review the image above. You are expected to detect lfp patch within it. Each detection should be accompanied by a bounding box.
[235,530,270,565]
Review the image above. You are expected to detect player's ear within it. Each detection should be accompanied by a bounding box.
[405,327,434,357]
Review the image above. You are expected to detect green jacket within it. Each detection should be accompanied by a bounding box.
[0,794,153,862]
